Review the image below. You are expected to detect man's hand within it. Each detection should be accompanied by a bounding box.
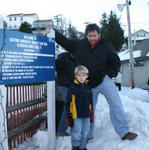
[44,26,51,35]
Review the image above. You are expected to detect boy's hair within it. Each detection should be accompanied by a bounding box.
[74,65,89,75]
[85,23,101,35]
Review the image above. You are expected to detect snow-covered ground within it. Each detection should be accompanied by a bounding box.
[13,87,149,150]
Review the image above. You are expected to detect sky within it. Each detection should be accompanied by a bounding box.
[0,0,149,34]
[12,87,149,150]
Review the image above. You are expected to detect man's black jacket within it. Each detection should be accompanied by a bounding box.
[56,52,77,87]
[55,30,121,88]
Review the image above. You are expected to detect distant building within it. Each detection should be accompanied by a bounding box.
[32,19,54,35]
[6,13,39,30]
[132,29,149,46]
[118,39,149,89]
[121,29,149,51]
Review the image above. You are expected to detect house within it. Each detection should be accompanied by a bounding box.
[118,39,149,89]
[32,19,54,34]
[131,29,149,46]
[6,13,39,30]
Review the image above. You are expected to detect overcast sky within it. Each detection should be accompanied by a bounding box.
[0,0,149,34]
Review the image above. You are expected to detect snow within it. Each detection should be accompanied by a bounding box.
[118,49,141,61]
[147,52,149,57]
[12,87,149,150]
[0,16,4,29]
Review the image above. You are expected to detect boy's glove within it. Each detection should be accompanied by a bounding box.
[90,113,94,122]
[66,113,74,127]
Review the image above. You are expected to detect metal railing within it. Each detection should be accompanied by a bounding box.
[6,83,47,149]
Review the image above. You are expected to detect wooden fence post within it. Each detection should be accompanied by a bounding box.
[47,81,55,150]
[47,29,56,150]
[0,85,9,150]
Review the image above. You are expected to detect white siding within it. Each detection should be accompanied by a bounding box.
[6,14,38,30]
[121,59,149,89]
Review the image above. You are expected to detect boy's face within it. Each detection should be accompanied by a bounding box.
[75,73,88,83]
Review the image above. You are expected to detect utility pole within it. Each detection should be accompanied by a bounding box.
[54,14,63,32]
[53,14,63,55]
[126,0,135,88]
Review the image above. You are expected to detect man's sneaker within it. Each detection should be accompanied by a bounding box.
[56,132,70,136]
[122,132,138,140]
[80,148,87,150]
[72,146,80,150]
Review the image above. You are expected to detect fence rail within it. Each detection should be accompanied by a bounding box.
[6,83,47,149]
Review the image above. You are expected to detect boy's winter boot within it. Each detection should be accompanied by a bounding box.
[122,132,138,140]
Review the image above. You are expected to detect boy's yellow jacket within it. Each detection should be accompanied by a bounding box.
[66,79,93,119]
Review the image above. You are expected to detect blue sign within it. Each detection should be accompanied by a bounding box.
[0,29,55,85]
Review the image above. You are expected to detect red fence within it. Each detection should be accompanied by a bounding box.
[6,83,47,149]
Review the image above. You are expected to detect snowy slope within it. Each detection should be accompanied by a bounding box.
[13,87,149,150]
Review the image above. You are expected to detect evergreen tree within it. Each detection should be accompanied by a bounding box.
[68,24,78,40]
[100,12,109,39]
[19,22,32,33]
[100,11,124,51]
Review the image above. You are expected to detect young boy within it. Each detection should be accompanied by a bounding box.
[66,65,93,150]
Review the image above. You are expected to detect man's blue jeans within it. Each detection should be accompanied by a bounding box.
[72,118,90,149]
[57,86,68,132]
[88,75,129,139]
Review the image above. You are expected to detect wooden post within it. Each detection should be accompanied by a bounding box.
[0,85,9,150]
[47,81,55,150]
[47,29,56,150]
[126,0,135,88]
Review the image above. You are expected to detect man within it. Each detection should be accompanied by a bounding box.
[46,23,137,140]
[56,52,76,135]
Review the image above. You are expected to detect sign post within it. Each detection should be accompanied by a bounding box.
[47,29,56,150]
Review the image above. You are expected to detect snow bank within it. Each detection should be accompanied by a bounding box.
[12,87,149,150]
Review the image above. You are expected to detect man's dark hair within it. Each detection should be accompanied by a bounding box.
[85,23,101,35]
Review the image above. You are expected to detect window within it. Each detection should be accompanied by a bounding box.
[138,33,145,37]
[21,17,23,21]
[14,17,17,21]
[134,60,144,67]
[9,17,12,21]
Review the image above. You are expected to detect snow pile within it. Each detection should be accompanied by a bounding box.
[33,131,48,150]
[12,87,149,150]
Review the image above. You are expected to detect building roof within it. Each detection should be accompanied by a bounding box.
[133,39,149,56]
[118,39,149,62]
[23,13,38,16]
[132,29,149,36]
[7,13,37,17]
[34,19,53,23]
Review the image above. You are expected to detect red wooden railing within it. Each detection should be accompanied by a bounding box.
[6,83,47,149]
